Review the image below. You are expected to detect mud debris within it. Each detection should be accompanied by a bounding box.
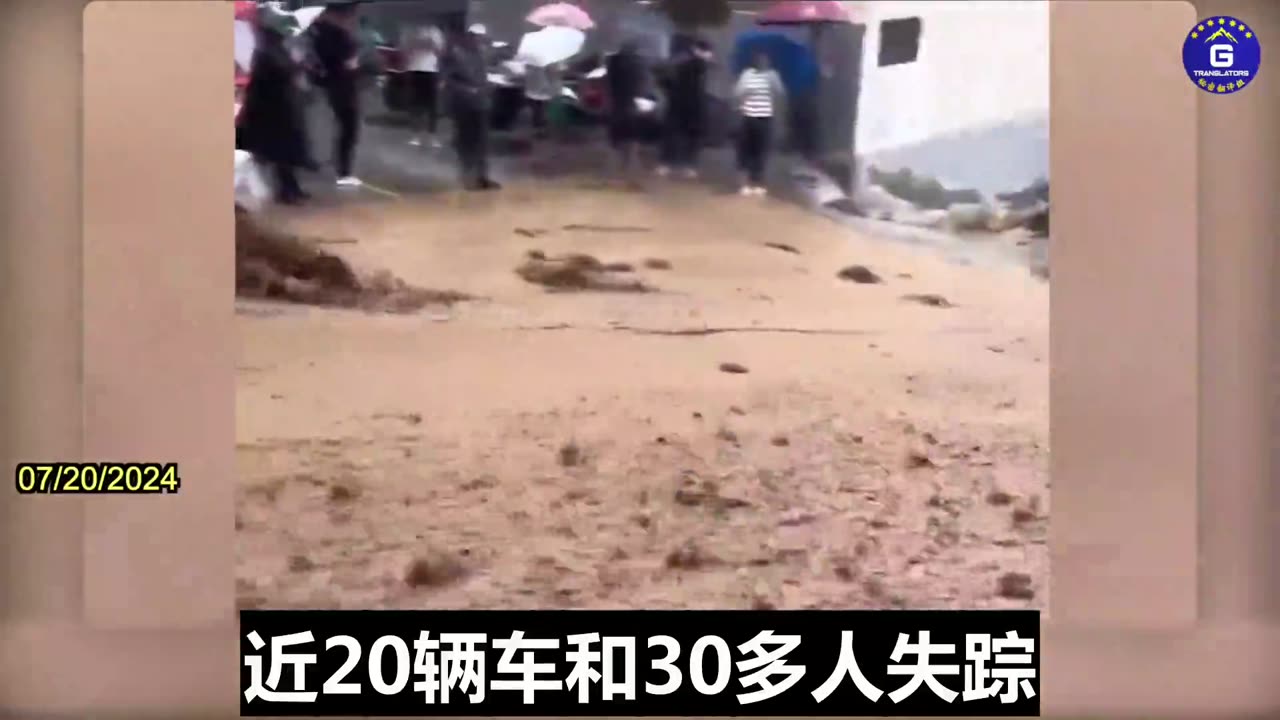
[563,223,653,234]
[328,479,362,503]
[837,265,884,284]
[986,490,1016,506]
[516,253,654,293]
[665,541,719,570]
[906,450,936,469]
[236,211,473,313]
[287,554,315,572]
[902,293,954,308]
[404,549,468,589]
[558,441,583,467]
[996,572,1035,600]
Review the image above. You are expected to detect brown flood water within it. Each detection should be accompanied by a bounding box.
[236,180,1048,611]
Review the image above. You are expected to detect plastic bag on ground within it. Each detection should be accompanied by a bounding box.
[235,150,272,214]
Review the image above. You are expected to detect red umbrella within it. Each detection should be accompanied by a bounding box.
[756,1,856,26]
[234,1,257,23]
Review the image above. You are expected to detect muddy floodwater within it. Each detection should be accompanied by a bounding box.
[236,181,1048,611]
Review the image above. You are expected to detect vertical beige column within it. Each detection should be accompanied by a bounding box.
[81,0,235,629]
[1049,0,1199,628]
[0,0,86,623]
[2,1,235,710]
[1195,0,1280,624]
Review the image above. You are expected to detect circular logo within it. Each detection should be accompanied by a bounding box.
[1183,16,1261,95]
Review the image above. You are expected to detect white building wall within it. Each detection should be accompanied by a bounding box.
[852,0,1049,195]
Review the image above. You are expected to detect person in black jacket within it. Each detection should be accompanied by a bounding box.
[605,39,647,180]
[656,37,711,179]
[308,2,364,188]
[236,10,314,205]
[442,24,500,191]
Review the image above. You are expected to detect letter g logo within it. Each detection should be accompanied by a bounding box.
[1210,44,1234,67]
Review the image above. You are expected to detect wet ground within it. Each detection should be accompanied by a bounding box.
[236,151,1049,611]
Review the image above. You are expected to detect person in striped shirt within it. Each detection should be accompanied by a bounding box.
[733,52,786,196]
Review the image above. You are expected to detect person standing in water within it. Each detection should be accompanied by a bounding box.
[236,8,314,205]
[401,22,445,148]
[308,1,364,188]
[442,24,500,190]
[733,51,785,196]
[656,38,712,179]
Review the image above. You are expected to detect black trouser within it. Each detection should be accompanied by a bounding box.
[452,101,490,187]
[661,108,701,168]
[325,84,360,177]
[527,98,548,131]
[789,97,818,160]
[737,115,772,185]
[406,71,439,135]
[273,162,304,201]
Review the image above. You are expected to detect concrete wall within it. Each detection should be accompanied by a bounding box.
[852,0,1049,195]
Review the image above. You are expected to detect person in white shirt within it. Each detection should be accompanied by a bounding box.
[733,51,786,196]
[401,23,445,147]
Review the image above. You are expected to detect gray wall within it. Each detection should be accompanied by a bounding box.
[858,116,1049,198]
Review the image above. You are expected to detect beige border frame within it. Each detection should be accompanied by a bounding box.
[0,0,1276,716]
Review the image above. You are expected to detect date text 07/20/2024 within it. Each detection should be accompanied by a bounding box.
[14,462,181,494]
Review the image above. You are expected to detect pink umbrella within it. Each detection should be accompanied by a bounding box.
[756,1,857,26]
[234,0,257,23]
[526,2,595,31]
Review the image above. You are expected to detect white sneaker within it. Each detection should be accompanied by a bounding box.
[682,168,699,179]
[336,176,363,188]
[428,136,443,149]
[739,186,753,196]
[408,137,423,147]
[655,165,671,177]
[752,186,768,197]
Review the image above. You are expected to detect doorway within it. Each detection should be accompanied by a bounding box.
[812,21,864,192]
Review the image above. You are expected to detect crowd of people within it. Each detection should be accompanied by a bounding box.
[235,1,793,206]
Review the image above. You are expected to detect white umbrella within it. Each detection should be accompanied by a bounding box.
[234,19,256,73]
[292,7,324,33]
[516,26,585,68]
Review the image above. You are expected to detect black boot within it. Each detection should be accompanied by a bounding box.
[275,164,307,204]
